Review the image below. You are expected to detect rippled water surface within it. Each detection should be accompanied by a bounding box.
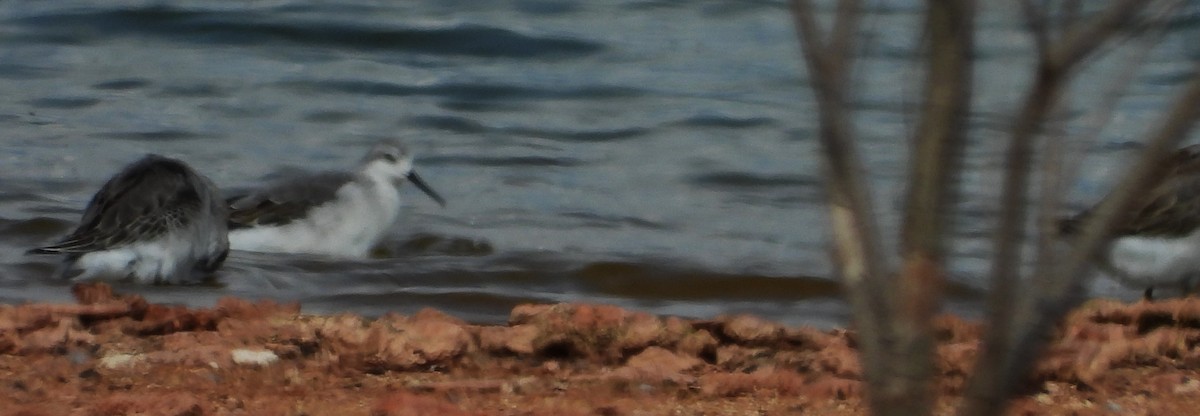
[1,1,1197,326]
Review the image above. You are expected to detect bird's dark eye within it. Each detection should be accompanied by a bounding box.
[382,153,398,162]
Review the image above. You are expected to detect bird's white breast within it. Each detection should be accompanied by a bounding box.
[1106,231,1200,288]
[228,177,403,257]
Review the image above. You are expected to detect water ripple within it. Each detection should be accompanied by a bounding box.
[421,155,584,167]
[409,115,650,142]
[672,114,776,129]
[280,79,642,101]
[25,97,101,110]
[91,78,152,91]
[690,171,824,207]
[13,6,604,59]
[375,233,496,258]
[90,130,213,141]
[0,64,62,80]
[301,110,367,124]
[156,83,230,98]
[690,171,820,189]
[559,212,673,231]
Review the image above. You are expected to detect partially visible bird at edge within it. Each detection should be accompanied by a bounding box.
[28,154,230,284]
[1059,144,1200,301]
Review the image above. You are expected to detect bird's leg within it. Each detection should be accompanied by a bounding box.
[1143,287,1155,302]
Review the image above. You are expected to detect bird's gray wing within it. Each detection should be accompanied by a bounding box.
[1116,173,1200,237]
[226,171,354,229]
[1061,145,1200,238]
[32,155,204,253]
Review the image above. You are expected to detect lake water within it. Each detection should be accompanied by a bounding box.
[1,1,1197,326]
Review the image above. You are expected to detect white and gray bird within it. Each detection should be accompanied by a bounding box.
[1060,144,1200,300]
[224,140,445,257]
[29,154,230,284]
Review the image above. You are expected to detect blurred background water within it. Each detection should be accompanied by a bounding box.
[0,1,1197,326]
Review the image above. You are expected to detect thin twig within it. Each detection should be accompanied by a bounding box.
[1020,0,1050,57]
[1048,0,1143,71]
[789,1,902,414]
[969,58,1061,416]
[1058,0,1082,36]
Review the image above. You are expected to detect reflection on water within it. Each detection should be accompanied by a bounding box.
[0,1,1196,326]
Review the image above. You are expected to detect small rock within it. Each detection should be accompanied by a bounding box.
[609,346,702,384]
[508,304,554,325]
[143,345,232,368]
[721,314,784,345]
[99,353,143,369]
[676,329,718,359]
[19,319,95,353]
[216,297,300,320]
[477,324,538,355]
[231,348,279,366]
[71,282,115,305]
[365,315,473,370]
[1174,378,1200,394]
[714,345,766,370]
[614,312,667,352]
[412,308,467,326]
[316,314,370,349]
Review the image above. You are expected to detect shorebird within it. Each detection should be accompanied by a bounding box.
[29,155,230,284]
[1060,144,1200,300]
[225,140,445,257]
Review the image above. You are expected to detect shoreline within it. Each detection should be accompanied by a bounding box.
[2,283,1199,415]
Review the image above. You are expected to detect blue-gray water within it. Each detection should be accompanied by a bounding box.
[1,1,1197,326]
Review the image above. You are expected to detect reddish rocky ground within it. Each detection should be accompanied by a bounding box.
[2,284,1200,415]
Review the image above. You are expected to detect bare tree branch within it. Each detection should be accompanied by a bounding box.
[829,0,862,83]
[1058,0,1082,34]
[791,0,832,87]
[969,54,1062,416]
[902,0,975,265]
[1048,0,1143,71]
[963,2,1155,415]
[1032,42,1145,276]
[794,1,976,414]
[789,1,908,414]
[891,1,975,412]
[1020,0,1051,57]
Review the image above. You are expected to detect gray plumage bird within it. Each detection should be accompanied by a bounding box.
[225,140,445,257]
[29,154,230,284]
[1060,144,1200,300]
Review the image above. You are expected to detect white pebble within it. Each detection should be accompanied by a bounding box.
[99,353,143,369]
[230,349,279,366]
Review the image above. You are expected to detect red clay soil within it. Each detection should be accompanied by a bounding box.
[2,284,1200,415]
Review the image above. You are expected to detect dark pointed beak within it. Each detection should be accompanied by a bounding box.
[406,170,446,207]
